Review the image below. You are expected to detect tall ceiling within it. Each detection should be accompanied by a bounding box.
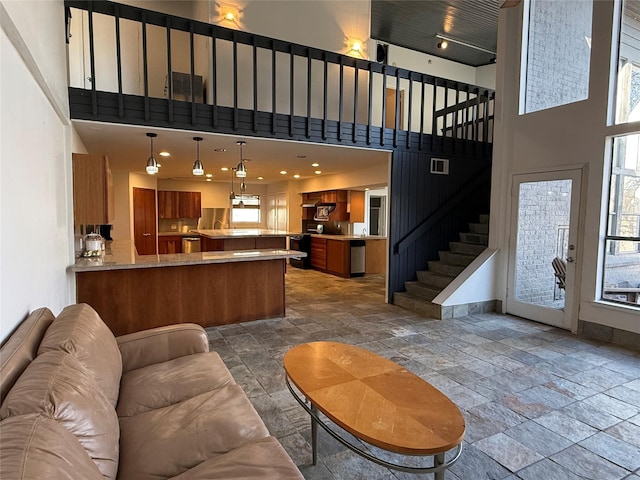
[371,0,500,67]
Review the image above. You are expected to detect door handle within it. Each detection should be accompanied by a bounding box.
[566,257,574,263]
[143,233,151,237]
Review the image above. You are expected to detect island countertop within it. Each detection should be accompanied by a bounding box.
[194,229,290,239]
[70,240,305,272]
[309,234,387,241]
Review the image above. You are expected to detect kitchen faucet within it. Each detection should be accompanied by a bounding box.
[214,220,223,229]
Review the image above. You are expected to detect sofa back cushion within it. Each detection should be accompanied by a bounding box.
[38,303,122,407]
[0,413,104,480]
[0,350,119,479]
[0,308,55,404]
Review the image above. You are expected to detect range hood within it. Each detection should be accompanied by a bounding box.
[301,198,321,208]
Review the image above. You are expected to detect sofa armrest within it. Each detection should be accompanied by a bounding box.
[116,323,209,372]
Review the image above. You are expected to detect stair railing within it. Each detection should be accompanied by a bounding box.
[392,168,492,255]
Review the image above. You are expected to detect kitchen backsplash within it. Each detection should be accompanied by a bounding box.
[159,218,199,233]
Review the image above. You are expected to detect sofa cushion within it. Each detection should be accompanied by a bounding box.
[117,351,235,417]
[0,413,104,480]
[168,437,303,480]
[118,385,270,480]
[0,351,119,479]
[38,303,122,407]
[0,307,55,405]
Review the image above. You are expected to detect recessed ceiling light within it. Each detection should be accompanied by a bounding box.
[206,178,212,182]
[314,170,322,174]
[280,170,288,175]
[296,155,306,158]
[257,176,264,180]
[365,187,370,191]
[206,173,213,178]
[159,151,171,157]
[311,162,319,167]
[221,167,229,171]
[214,148,227,152]
[157,164,162,168]
[293,174,300,179]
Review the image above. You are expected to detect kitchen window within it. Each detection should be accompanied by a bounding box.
[232,195,261,223]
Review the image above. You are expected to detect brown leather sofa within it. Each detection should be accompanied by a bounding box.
[0,304,303,480]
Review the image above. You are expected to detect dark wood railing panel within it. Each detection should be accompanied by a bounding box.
[66,0,494,150]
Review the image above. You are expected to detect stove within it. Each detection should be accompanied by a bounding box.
[289,233,311,269]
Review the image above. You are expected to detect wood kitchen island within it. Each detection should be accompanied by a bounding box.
[71,240,303,336]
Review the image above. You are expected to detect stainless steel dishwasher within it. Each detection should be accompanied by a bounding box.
[182,237,201,253]
[350,240,366,277]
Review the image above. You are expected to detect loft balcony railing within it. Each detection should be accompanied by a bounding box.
[65,1,494,151]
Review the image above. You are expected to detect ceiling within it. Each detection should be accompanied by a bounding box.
[371,0,500,67]
[73,121,390,186]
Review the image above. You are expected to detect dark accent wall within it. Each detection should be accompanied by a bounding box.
[388,148,492,300]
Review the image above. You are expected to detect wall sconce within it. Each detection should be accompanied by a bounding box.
[145,132,158,175]
[192,137,204,176]
[346,37,366,58]
[217,2,241,27]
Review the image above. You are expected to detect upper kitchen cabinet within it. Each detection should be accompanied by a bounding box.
[158,191,202,219]
[349,191,365,223]
[178,191,201,218]
[72,154,114,225]
[303,190,349,221]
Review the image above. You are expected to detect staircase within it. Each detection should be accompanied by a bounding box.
[393,214,491,319]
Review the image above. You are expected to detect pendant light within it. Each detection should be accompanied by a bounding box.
[235,141,247,178]
[145,132,158,175]
[192,137,204,176]
[229,167,236,200]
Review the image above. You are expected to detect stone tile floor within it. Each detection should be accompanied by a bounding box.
[205,268,640,479]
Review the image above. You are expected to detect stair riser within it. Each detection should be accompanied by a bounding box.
[416,271,454,289]
[393,293,443,319]
[459,232,488,245]
[449,242,485,255]
[428,261,466,276]
[404,283,440,301]
[438,251,475,266]
[469,223,489,235]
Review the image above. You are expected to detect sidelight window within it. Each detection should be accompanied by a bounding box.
[612,0,640,124]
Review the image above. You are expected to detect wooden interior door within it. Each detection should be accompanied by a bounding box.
[385,88,405,129]
[133,187,157,255]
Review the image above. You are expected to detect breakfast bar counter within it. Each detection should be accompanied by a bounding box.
[71,240,305,336]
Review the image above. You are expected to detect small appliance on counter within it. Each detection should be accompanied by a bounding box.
[82,232,104,257]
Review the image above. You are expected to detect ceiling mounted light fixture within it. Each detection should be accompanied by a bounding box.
[435,33,496,55]
[145,132,158,175]
[192,137,204,176]
[235,141,247,178]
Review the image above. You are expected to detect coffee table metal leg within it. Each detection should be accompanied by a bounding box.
[434,453,446,480]
[311,404,318,465]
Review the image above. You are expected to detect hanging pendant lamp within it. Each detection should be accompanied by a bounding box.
[145,133,158,175]
[192,137,204,176]
[229,167,236,200]
[235,141,247,178]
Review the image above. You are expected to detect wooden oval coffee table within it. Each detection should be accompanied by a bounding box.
[283,342,465,479]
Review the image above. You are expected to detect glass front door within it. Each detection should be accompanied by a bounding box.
[507,170,582,329]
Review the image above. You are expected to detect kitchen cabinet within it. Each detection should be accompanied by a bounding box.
[256,237,286,249]
[178,191,201,218]
[158,191,179,219]
[201,237,224,252]
[310,237,327,270]
[158,191,202,219]
[349,191,365,223]
[158,235,183,254]
[302,190,349,221]
[133,187,157,255]
[326,239,350,277]
[73,154,114,225]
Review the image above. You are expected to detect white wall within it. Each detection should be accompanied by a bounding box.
[492,1,639,334]
[1,1,73,341]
